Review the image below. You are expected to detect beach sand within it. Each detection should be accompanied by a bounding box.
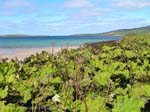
[0,46,79,60]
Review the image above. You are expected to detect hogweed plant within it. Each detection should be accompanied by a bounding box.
[0,34,150,111]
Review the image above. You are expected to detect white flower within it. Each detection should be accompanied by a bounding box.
[16,74,19,78]
[109,93,114,98]
[92,55,95,58]
[52,94,61,102]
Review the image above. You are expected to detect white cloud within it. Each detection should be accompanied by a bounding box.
[1,0,33,9]
[114,0,150,9]
[0,0,36,16]
[72,8,103,20]
[64,0,92,8]
[63,0,106,20]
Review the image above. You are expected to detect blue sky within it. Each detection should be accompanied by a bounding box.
[0,0,150,35]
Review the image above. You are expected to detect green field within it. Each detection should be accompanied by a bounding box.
[0,33,150,112]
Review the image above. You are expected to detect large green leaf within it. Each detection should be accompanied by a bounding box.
[80,96,108,112]
[80,76,92,87]
[0,86,8,99]
[93,72,111,86]
[50,77,63,84]
[6,74,15,83]
[112,95,145,112]
[131,84,150,98]
[1,104,26,112]
[124,50,135,58]
[0,75,4,83]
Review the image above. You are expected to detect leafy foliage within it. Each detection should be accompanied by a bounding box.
[0,34,150,111]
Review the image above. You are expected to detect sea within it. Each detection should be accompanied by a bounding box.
[0,36,122,54]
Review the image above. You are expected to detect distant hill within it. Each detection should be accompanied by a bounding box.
[74,26,150,36]
[0,26,150,37]
[0,34,31,37]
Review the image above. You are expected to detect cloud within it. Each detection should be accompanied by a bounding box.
[0,0,36,15]
[0,0,149,35]
[72,8,104,21]
[1,0,33,9]
[114,0,150,9]
[64,0,92,8]
[63,0,106,21]
[0,16,149,35]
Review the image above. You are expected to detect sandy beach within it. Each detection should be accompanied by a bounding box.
[0,46,79,60]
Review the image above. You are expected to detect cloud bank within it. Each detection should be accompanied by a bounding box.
[0,0,149,35]
[114,0,150,9]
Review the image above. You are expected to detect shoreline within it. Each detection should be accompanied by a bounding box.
[0,46,79,60]
[0,40,120,61]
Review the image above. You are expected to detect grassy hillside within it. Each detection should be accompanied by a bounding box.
[1,26,150,37]
[100,26,150,36]
[74,26,150,36]
[0,33,150,111]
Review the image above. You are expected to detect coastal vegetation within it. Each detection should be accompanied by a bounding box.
[0,33,150,112]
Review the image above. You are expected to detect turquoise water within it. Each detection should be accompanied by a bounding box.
[0,36,122,55]
[0,36,121,48]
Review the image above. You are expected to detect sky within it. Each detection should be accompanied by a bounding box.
[0,0,150,35]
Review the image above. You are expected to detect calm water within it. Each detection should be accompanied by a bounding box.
[0,36,121,48]
[0,36,121,54]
